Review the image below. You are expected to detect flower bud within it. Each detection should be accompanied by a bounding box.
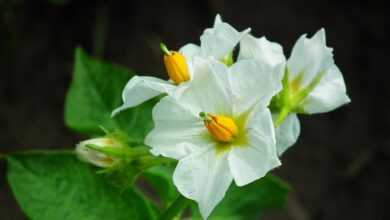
[75,137,121,168]
[160,43,190,84]
[200,112,238,142]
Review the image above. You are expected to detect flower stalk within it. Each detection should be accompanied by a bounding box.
[136,155,176,170]
[160,43,172,56]
[160,195,190,220]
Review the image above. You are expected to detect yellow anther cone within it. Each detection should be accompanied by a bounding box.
[201,112,238,142]
[161,43,190,84]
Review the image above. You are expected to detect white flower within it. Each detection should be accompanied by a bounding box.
[279,29,350,155]
[145,57,282,219]
[241,28,350,155]
[112,15,250,115]
[239,29,350,155]
[287,29,350,114]
[75,137,122,167]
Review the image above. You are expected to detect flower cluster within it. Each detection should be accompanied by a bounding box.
[78,15,350,219]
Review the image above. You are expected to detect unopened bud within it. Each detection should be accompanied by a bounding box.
[160,43,190,84]
[75,137,121,168]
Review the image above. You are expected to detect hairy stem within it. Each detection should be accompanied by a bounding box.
[138,156,176,170]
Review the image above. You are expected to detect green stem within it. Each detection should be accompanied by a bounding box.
[274,107,290,128]
[138,155,176,170]
[160,43,172,55]
[160,195,190,220]
[8,150,74,155]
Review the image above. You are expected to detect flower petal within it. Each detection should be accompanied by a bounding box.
[228,105,281,186]
[229,59,283,114]
[179,43,201,79]
[112,76,175,115]
[287,29,334,87]
[274,113,300,156]
[180,58,233,116]
[311,28,326,45]
[200,16,250,60]
[75,138,116,168]
[145,96,209,160]
[179,43,201,60]
[213,14,223,26]
[238,34,286,67]
[302,65,351,114]
[173,146,233,219]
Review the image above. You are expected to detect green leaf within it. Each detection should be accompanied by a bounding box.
[64,48,157,143]
[192,174,290,220]
[6,152,157,220]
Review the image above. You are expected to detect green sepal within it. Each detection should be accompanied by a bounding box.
[85,144,150,159]
[290,70,326,113]
[271,67,326,126]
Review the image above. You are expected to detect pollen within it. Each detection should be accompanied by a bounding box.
[161,43,190,84]
[200,112,238,142]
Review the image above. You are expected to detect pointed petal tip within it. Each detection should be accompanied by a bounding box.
[200,206,212,220]
[214,14,223,26]
[343,95,351,105]
[312,28,327,44]
[243,27,251,34]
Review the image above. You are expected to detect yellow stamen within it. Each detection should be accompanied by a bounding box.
[161,43,190,84]
[200,112,238,142]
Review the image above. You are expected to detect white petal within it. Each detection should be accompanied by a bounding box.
[213,14,223,26]
[76,138,115,168]
[200,20,250,60]
[112,76,175,116]
[145,96,209,160]
[180,58,233,116]
[179,43,201,80]
[228,106,280,186]
[229,59,283,114]
[238,34,286,67]
[312,28,326,45]
[173,146,233,219]
[274,113,301,156]
[179,43,201,60]
[303,65,351,114]
[287,30,334,87]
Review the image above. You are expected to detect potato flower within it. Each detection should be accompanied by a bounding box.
[239,29,350,155]
[113,15,250,115]
[145,57,282,219]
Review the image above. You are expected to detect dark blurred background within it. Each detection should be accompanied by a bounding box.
[0,0,388,219]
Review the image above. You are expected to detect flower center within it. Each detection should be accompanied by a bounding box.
[160,43,190,84]
[199,112,238,143]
